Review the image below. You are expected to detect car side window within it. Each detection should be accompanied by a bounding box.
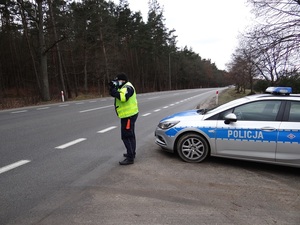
[288,101,300,122]
[206,108,233,120]
[233,100,281,121]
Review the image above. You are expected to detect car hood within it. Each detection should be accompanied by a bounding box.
[161,109,203,121]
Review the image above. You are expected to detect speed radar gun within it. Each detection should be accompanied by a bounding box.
[109,80,118,88]
[109,79,124,89]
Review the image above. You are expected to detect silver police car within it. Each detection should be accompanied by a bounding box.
[155,87,300,167]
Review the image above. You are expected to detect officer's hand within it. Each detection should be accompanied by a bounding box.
[109,86,118,97]
[108,81,114,88]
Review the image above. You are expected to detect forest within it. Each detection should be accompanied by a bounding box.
[1,0,300,109]
[0,0,230,108]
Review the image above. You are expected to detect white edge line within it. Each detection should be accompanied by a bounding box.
[55,138,87,149]
[0,160,31,175]
[97,126,117,133]
[148,97,160,100]
[11,110,28,114]
[80,105,113,113]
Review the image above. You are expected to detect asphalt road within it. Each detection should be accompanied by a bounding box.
[1,88,299,225]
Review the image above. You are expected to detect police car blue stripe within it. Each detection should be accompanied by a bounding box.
[278,129,300,144]
[165,126,300,144]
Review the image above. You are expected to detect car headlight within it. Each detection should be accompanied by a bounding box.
[158,120,180,129]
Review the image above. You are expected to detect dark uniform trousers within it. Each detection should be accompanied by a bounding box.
[121,113,138,160]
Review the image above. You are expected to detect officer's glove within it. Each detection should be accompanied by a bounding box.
[108,81,115,88]
[109,86,118,98]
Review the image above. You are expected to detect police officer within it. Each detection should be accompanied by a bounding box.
[109,73,139,165]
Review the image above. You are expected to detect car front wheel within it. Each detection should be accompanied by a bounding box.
[176,133,209,163]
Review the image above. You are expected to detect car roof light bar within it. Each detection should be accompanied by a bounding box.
[265,87,292,95]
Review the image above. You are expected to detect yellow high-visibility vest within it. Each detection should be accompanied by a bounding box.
[115,82,138,118]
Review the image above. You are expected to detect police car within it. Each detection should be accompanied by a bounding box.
[155,87,300,167]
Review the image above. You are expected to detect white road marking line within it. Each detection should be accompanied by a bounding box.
[79,105,113,113]
[76,102,84,105]
[163,106,169,109]
[0,160,31,175]
[142,113,151,117]
[37,107,49,110]
[11,110,27,114]
[154,109,161,112]
[59,104,69,107]
[148,97,160,100]
[97,126,117,133]
[55,138,87,149]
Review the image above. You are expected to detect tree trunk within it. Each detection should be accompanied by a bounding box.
[18,0,41,96]
[83,47,88,93]
[37,0,50,101]
[47,0,68,100]
[70,49,79,97]
[99,21,109,93]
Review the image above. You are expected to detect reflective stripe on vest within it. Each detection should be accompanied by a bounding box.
[115,82,139,118]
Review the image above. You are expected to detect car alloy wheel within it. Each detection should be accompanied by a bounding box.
[177,133,209,163]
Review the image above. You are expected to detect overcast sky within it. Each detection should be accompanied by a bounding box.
[112,0,253,70]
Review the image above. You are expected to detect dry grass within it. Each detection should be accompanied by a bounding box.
[217,88,251,105]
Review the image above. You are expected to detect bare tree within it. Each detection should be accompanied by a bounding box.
[246,0,300,81]
[244,29,293,84]
[228,37,258,93]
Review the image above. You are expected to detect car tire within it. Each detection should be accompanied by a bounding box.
[176,133,209,163]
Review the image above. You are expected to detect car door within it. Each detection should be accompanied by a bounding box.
[215,100,282,161]
[276,101,300,166]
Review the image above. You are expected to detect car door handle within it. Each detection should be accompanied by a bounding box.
[261,127,276,132]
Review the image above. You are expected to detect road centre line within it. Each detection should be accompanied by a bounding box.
[143,97,194,116]
[37,107,49,110]
[0,160,31,175]
[97,126,117,133]
[79,105,113,113]
[55,138,87,149]
[147,96,160,100]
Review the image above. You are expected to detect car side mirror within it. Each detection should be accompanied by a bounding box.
[224,113,237,124]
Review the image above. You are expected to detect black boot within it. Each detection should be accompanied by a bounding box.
[119,158,134,165]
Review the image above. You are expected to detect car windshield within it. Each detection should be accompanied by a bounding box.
[202,96,251,115]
